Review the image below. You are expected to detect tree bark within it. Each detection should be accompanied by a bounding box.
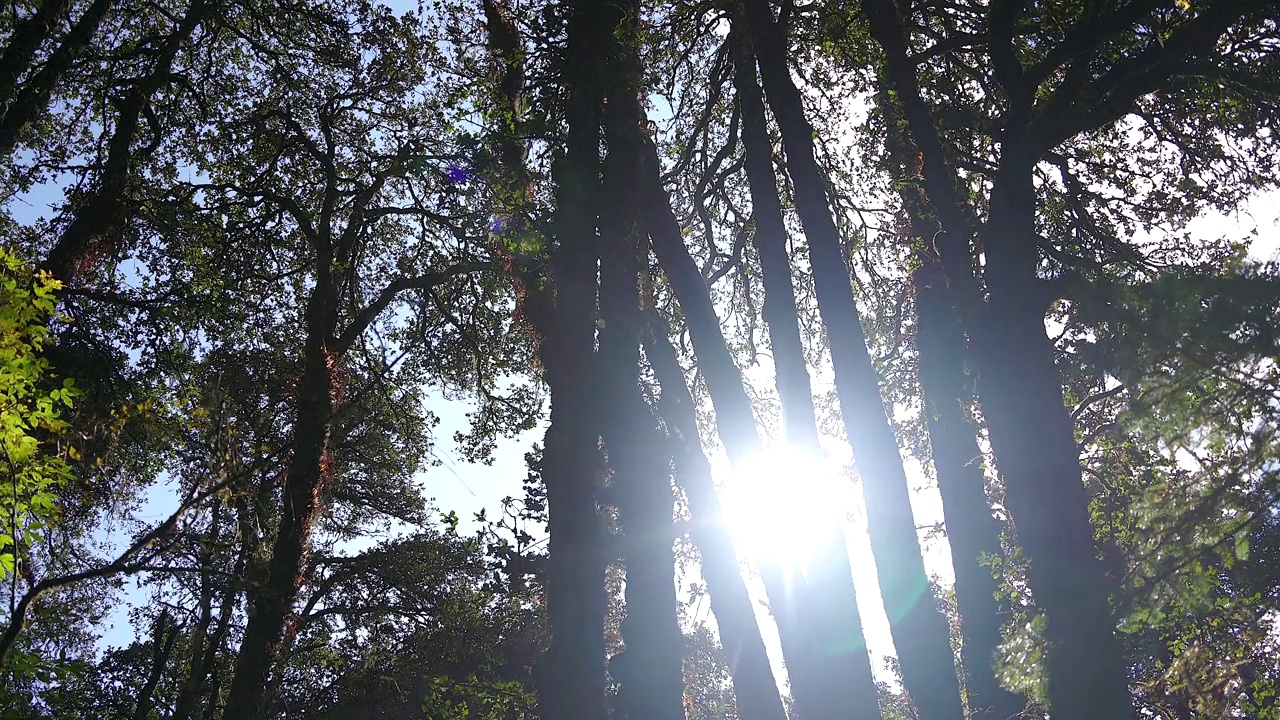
[977,148,1131,718]
[739,3,964,718]
[531,2,611,719]
[860,4,1134,714]
[174,500,244,720]
[223,271,338,719]
[596,8,685,716]
[644,317,789,720]
[879,90,1025,718]
[0,0,73,106]
[914,250,1023,720]
[729,24,882,720]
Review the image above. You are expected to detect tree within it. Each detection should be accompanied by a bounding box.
[859,0,1279,715]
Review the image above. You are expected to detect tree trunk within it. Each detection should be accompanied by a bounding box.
[976,149,1131,718]
[0,0,73,106]
[174,500,244,720]
[880,91,1025,718]
[131,609,179,720]
[596,9,685,716]
[636,82,870,720]
[40,0,206,284]
[531,3,611,719]
[729,25,882,720]
[224,261,339,719]
[172,503,219,720]
[645,318,789,720]
[0,0,116,157]
[738,3,963,718]
[914,249,1023,720]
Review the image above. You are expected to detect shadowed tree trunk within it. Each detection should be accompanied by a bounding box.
[977,150,1132,719]
[483,3,610,717]
[739,3,963,718]
[916,249,1026,719]
[596,5,685,717]
[644,316,789,720]
[0,0,73,106]
[131,609,180,720]
[729,24,882,720]
[173,502,221,720]
[223,249,340,719]
[528,2,611,718]
[880,96,1025,719]
[914,253,1023,720]
[858,2,1143,715]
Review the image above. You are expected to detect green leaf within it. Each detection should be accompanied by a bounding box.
[1235,531,1251,562]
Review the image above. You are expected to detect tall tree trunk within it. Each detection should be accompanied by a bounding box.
[977,149,1131,718]
[633,71,867,720]
[729,24,882,720]
[532,2,611,718]
[860,4,1132,714]
[914,251,1022,720]
[644,318,789,720]
[738,3,963,718]
[224,262,339,719]
[596,7,685,717]
[0,0,116,157]
[881,94,1025,718]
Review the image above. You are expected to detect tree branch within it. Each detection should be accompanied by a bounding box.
[332,261,501,352]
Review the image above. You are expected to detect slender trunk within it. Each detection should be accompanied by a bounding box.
[196,571,238,720]
[977,150,1131,719]
[532,2,611,718]
[598,163,685,720]
[595,11,685,717]
[40,0,206,283]
[0,0,72,105]
[861,6,1131,715]
[634,74,864,720]
[0,0,115,157]
[914,250,1022,720]
[131,609,179,720]
[224,272,338,719]
[729,31,818,450]
[730,25,882,720]
[739,3,963,718]
[645,318,788,720]
[881,93,1024,718]
[174,502,243,720]
[172,504,220,720]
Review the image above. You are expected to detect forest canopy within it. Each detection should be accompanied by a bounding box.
[1,0,1278,719]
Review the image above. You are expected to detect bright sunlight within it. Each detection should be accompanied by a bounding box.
[720,445,853,568]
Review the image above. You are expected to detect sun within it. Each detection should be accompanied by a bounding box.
[719,445,851,569]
